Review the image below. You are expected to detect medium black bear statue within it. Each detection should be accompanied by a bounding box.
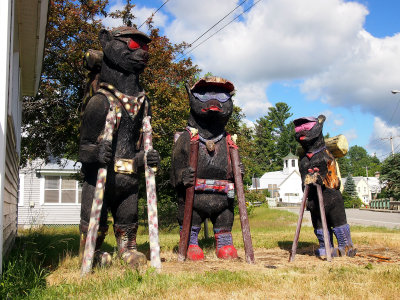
[78,26,159,268]
[293,115,356,258]
[171,76,241,261]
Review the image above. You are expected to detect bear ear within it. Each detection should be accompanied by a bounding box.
[185,82,192,96]
[318,115,326,124]
[99,29,113,49]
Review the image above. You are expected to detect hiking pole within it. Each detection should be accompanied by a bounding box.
[81,101,116,276]
[289,184,310,262]
[143,115,162,269]
[229,146,255,264]
[178,130,199,262]
[316,183,332,261]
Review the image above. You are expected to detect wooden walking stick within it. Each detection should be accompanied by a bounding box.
[229,145,255,264]
[81,98,116,276]
[316,183,332,261]
[289,182,332,262]
[289,184,310,262]
[143,114,162,269]
[178,130,199,262]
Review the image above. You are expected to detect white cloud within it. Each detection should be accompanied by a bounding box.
[301,31,400,127]
[164,0,367,83]
[160,0,370,120]
[366,117,400,159]
[103,1,168,30]
[233,82,271,119]
[343,128,358,143]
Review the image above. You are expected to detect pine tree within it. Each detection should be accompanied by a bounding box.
[344,174,358,198]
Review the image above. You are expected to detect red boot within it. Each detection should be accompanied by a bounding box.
[187,244,204,261]
[217,245,238,259]
[215,231,238,259]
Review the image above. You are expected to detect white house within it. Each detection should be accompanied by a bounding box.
[0,0,48,271]
[342,176,371,204]
[341,172,384,205]
[18,159,82,227]
[251,153,303,204]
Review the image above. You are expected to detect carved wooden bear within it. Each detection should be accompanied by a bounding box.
[293,115,356,257]
[78,26,159,268]
[171,76,241,260]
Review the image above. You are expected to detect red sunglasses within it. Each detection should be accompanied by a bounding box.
[116,37,149,51]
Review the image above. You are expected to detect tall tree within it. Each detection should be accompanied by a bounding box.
[253,102,297,173]
[21,0,109,166]
[21,0,199,169]
[343,174,357,198]
[380,153,400,201]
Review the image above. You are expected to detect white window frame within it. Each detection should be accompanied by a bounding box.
[39,171,81,206]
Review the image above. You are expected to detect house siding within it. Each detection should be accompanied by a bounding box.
[18,169,81,226]
[3,117,18,256]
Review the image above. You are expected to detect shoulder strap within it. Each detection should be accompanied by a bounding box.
[96,88,121,133]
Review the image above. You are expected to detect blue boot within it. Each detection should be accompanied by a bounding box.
[332,224,357,257]
[314,228,338,258]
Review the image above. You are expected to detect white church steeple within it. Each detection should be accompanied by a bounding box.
[282,152,299,175]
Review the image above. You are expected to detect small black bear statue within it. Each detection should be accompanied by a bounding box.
[171,76,242,261]
[79,26,160,268]
[293,115,356,258]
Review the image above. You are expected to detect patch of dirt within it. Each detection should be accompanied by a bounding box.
[159,245,400,275]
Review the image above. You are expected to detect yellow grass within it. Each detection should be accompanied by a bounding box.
[17,206,400,299]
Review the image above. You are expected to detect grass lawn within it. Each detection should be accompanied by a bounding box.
[2,205,400,299]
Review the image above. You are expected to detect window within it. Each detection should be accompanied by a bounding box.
[44,175,82,204]
[268,184,279,198]
[285,160,288,168]
[292,160,295,167]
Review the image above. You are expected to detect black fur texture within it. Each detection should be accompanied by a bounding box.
[294,115,347,229]
[171,79,238,231]
[79,28,159,228]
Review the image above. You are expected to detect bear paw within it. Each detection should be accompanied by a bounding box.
[93,250,112,268]
[121,250,147,269]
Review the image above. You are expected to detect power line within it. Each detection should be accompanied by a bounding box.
[187,0,248,48]
[138,0,171,29]
[175,0,262,61]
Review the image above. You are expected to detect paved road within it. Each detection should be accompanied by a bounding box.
[274,207,400,229]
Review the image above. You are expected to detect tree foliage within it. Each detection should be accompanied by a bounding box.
[253,102,297,175]
[337,145,381,178]
[343,174,357,198]
[380,153,400,200]
[21,0,109,166]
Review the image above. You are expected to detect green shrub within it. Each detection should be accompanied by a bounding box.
[342,191,363,208]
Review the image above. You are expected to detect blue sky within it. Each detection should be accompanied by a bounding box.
[105,0,400,160]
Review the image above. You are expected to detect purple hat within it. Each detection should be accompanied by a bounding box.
[293,116,318,126]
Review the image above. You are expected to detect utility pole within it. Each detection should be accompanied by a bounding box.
[380,136,397,156]
[364,166,369,178]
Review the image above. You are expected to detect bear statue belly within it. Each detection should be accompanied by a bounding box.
[193,139,232,215]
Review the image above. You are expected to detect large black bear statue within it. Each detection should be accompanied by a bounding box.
[78,26,159,268]
[293,115,356,258]
[171,76,241,261]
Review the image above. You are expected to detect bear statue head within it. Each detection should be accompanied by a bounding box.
[293,115,326,149]
[186,76,234,130]
[99,26,151,74]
